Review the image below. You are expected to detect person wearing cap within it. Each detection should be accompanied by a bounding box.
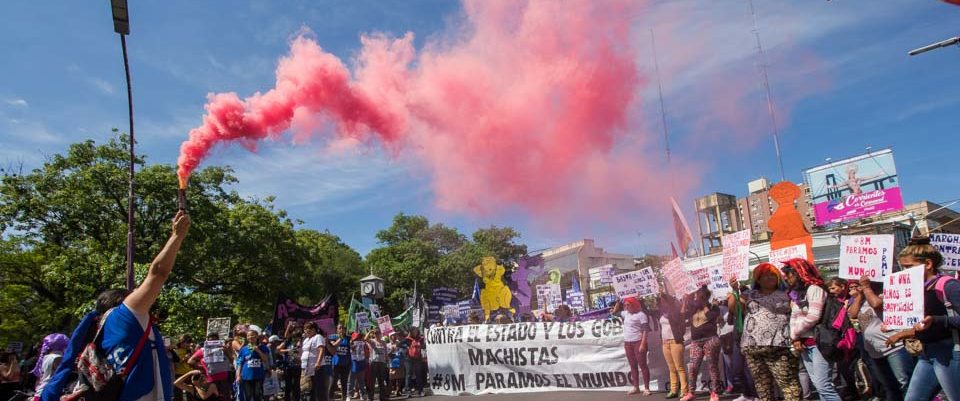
[612,297,652,396]
[236,327,270,401]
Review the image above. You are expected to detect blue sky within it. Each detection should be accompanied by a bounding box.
[2,1,959,257]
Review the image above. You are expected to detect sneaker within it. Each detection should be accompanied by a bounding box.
[680,393,696,401]
[709,392,720,401]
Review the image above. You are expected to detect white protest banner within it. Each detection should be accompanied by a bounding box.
[425,320,631,395]
[5,342,23,354]
[206,317,231,340]
[931,233,960,271]
[768,244,807,268]
[663,258,696,296]
[722,229,751,280]
[356,312,372,331]
[378,315,395,335]
[882,267,924,329]
[839,234,894,281]
[369,304,381,319]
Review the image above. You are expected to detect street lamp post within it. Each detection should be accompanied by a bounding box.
[110,0,136,291]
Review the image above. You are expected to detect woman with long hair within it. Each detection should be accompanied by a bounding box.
[849,274,914,401]
[680,286,722,401]
[885,236,960,400]
[729,263,799,401]
[782,258,841,401]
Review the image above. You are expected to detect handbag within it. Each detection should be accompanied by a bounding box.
[903,338,923,356]
[61,309,153,401]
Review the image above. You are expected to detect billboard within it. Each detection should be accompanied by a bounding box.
[803,149,904,226]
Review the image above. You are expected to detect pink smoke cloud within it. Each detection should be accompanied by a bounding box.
[176,0,763,227]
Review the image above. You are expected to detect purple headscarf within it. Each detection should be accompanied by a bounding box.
[32,333,69,377]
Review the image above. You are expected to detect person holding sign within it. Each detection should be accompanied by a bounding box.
[884,237,960,401]
[236,328,270,401]
[847,275,912,401]
[728,263,800,401]
[612,297,652,395]
[782,258,841,401]
[680,286,722,401]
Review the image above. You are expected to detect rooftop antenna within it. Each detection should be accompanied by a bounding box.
[749,0,786,182]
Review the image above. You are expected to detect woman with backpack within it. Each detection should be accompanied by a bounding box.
[729,263,799,401]
[680,286,722,401]
[885,236,960,401]
[782,258,841,401]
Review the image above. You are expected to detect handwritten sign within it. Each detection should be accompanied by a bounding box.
[442,304,460,320]
[369,304,381,319]
[356,312,372,331]
[536,284,562,313]
[206,317,231,340]
[663,258,696,296]
[705,262,732,301]
[839,235,894,281]
[882,266,924,329]
[565,291,584,310]
[377,315,395,335]
[932,233,960,271]
[686,267,710,288]
[722,229,752,280]
[599,265,615,285]
[768,244,808,268]
[612,271,644,299]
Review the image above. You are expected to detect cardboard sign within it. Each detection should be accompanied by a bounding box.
[882,267,924,329]
[536,284,562,313]
[768,244,808,268]
[839,234,894,281]
[369,304,381,319]
[686,267,710,288]
[722,229,752,281]
[377,315,395,335]
[356,312,372,331]
[931,233,960,270]
[206,317,231,340]
[637,267,659,297]
[705,262,732,301]
[663,258,696,296]
[202,340,230,374]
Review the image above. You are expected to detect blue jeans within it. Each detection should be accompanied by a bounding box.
[800,345,841,401]
[905,340,960,401]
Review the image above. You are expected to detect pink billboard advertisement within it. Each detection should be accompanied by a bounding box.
[804,149,905,226]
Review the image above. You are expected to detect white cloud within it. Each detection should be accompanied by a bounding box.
[5,98,28,107]
[89,77,116,95]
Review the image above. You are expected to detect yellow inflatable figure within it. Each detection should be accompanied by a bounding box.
[473,256,515,320]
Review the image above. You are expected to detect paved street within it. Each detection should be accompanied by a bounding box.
[414,391,737,400]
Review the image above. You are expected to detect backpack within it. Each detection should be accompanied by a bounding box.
[60,309,153,401]
[406,338,423,360]
[814,292,850,362]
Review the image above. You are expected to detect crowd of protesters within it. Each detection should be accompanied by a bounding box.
[2,208,957,401]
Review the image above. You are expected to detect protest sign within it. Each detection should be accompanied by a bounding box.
[882,267,924,329]
[206,317,231,340]
[637,267,659,297]
[565,291,584,310]
[443,305,461,321]
[272,294,338,336]
[598,265,615,286]
[536,284,562,313]
[202,340,230,374]
[931,233,960,270]
[356,312,372,331]
[704,262,731,301]
[662,258,696,296]
[768,244,807,268]
[378,315,395,335]
[686,267,710,288]
[839,235,894,281]
[425,320,631,395]
[5,342,23,354]
[611,271,644,299]
[722,229,751,280]
[369,304,381,319]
